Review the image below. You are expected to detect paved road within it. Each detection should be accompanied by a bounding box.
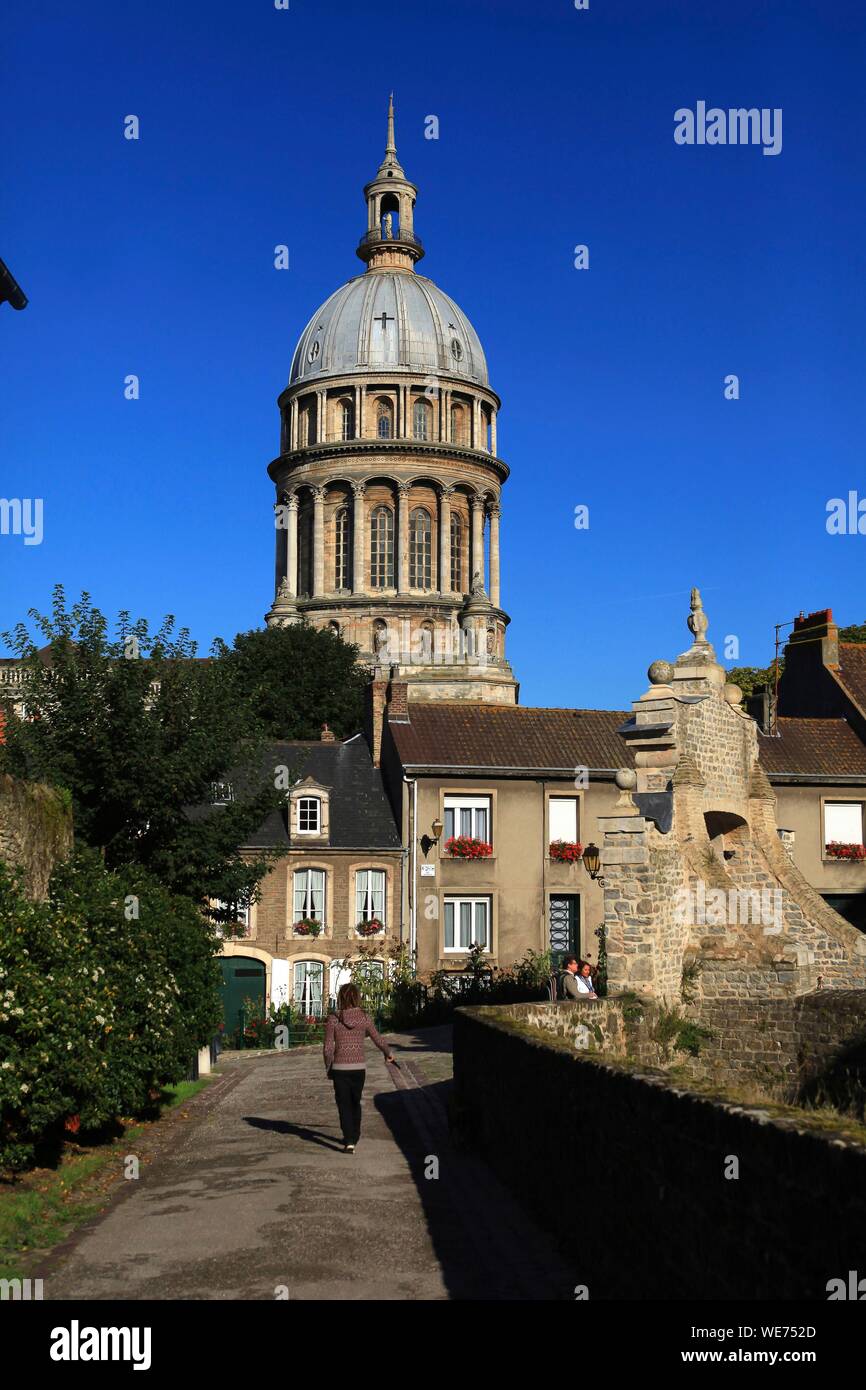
[44,1027,574,1301]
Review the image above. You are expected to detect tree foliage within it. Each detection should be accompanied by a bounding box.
[215,622,367,741]
[0,588,281,909]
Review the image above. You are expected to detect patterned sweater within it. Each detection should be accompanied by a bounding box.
[324,1007,391,1071]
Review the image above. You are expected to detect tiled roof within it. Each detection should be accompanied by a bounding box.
[244,738,401,850]
[833,644,866,718]
[757,717,866,777]
[389,704,632,773]
[390,704,866,781]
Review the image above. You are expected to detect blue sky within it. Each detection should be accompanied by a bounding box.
[2,0,864,708]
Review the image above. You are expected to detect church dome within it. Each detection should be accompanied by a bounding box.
[289,271,489,389]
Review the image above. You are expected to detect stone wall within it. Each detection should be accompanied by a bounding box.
[453,1004,866,1299]
[0,773,73,899]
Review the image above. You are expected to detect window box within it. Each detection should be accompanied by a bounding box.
[445,835,493,859]
[356,917,385,937]
[293,918,323,937]
[825,842,866,861]
[549,840,583,863]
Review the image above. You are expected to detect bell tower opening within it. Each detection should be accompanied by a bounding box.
[380,192,400,241]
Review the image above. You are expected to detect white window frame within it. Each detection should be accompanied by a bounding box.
[293,959,325,1016]
[356,869,386,924]
[444,896,492,953]
[824,800,865,849]
[293,868,325,922]
[297,796,321,834]
[444,795,491,846]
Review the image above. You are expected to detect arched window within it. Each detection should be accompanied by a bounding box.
[370,506,395,588]
[481,405,492,453]
[413,399,430,441]
[380,192,400,240]
[376,399,393,439]
[297,505,313,597]
[450,404,467,445]
[340,400,354,441]
[450,513,463,592]
[335,508,351,590]
[409,507,432,589]
[356,869,386,925]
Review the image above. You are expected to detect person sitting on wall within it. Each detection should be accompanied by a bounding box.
[559,955,598,1000]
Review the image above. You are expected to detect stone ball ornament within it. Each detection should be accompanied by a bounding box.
[724,683,744,706]
[647,660,674,686]
[615,767,638,791]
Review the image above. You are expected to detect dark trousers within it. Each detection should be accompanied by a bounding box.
[332,1069,366,1144]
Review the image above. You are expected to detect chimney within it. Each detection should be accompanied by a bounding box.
[320,723,336,743]
[364,676,388,767]
[786,608,839,669]
[745,684,774,735]
[387,679,409,721]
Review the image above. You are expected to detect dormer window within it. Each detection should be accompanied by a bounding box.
[298,797,321,834]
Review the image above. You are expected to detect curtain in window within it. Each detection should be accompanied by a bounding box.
[444,900,454,949]
[293,869,325,920]
[294,960,324,1015]
[356,869,386,921]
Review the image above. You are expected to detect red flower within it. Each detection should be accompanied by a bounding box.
[549,840,583,863]
[64,1114,81,1134]
[445,836,493,859]
[826,841,866,861]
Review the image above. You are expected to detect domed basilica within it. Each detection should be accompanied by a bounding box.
[266,98,517,704]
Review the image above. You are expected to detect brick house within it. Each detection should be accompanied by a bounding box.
[220,731,403,1020]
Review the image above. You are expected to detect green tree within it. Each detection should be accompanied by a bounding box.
[724,661,782,697]
[0,588,281,910]
[838,621,866,643]
[215,622,367,740]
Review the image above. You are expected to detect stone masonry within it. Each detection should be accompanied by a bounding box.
[598,590,866,1002]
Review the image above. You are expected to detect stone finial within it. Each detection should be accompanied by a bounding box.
[687,587,710,646]
[648,660,674,686]
[724,682,744,706]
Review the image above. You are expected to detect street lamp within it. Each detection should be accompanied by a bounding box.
[582,842,604,884]
[420,817,444,858]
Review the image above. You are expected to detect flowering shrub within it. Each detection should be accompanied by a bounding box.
[444,836,493,859]
[293,919,322,936]
[825,841,866,861]
[0,849,222,1172]
[549,840,583,863]
[356,918,384,936]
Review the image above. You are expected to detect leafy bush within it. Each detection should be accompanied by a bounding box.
[0,850,222,1172]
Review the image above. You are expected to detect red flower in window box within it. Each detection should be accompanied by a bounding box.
[825,841,866,861]
[294,918,323,936]
[357,918,385,936]
[549,840,583,863]
[445,835,493,859]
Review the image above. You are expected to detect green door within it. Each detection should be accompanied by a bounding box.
[549,894,580,971]
[219,957,266,1046]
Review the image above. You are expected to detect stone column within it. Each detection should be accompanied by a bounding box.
[312,486,325,595]
[488,503,501,607]
[472,398,481,450]
[290,399,298,452]
[285,494,299,597]
[353,385,361,440]
[491,409,497,456]
[316,390,326,444]
[441,388,451,442]
[397,483,410,592]
[471,494,485,588]
[358,387,366,439]
[401,384,409,438]
[439,487,453,594]
[352,482,366,592]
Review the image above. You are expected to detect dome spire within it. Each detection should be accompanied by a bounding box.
[358,96,424,271]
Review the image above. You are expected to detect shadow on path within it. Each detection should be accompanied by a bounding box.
[375,1077,575,1300]
[242,1115,342,1150]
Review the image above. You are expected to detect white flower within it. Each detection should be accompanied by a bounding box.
[20,1083,29,1093]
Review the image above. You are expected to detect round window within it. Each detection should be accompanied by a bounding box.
[308,338,321,363]
[451,338,463,361]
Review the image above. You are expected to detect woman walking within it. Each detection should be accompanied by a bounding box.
[323,983,395,1152]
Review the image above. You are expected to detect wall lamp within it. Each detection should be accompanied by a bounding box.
[582,842,605,884]
[420,817,444,857]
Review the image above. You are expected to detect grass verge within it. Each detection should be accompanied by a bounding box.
[0,1077,212,1281]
